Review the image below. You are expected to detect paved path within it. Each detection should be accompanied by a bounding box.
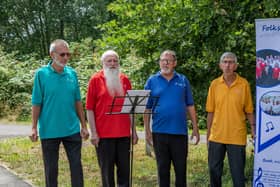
[0,166,33,187]
[0,124,31,139]
[0,124,33,187]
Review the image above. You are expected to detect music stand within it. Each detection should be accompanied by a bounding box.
[106,90,158,187]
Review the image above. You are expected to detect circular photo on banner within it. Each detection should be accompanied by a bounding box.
[260,91,280,116]
[256,49,280,87]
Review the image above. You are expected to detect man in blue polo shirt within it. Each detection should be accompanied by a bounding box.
[30,39,89,187]
[144,50,200,187]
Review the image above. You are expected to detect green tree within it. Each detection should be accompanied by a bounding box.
[0,0,114,57]
[96,0,280,128]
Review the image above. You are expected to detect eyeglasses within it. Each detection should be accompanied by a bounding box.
[222,60,235,64]
[105,59,119,63]
[159,59,175,64]
[56,52,71,57]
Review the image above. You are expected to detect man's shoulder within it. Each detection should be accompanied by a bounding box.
[236,74,249,83]
[174,72,188,80]
[233,74,250,88]
[64,65,75,71]
[120,72,130,80]
[88,71,105,84]
[35,65,50,75]
[147,72,160,80]
[90,70,103,78]
[209,76,223,88]
[213,74,224,82]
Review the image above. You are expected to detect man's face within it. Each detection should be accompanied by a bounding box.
[103,55,119,69]
[51,44,71,68]
[159,53,177,75]
[219,57,238,75]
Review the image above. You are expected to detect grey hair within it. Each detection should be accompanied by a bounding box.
[219,52,237,63]
[160,50,177,60]
[49,39,69,54]
[101,50,119,63]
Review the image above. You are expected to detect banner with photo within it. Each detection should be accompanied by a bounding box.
[254,18,280,186]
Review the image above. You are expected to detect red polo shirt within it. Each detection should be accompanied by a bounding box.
[86,70,131,138]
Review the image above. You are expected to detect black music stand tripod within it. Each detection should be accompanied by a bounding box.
[107,90,156,187]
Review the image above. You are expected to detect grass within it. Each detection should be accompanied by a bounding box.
[0,137,254,187]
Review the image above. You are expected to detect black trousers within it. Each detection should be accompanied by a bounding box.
[41,132,83,187]
[208,141,246,187]
[96,137,130,187]
[152,133,188,187]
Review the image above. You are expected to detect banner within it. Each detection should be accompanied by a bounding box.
[254,18,280,186]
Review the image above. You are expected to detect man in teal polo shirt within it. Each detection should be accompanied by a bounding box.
[30,39,89,187]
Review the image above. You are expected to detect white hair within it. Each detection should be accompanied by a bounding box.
[49,39,69,54]
[220,52,237,64]
[101,50,119,63]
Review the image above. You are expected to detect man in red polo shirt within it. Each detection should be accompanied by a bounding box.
[86,50,138,187]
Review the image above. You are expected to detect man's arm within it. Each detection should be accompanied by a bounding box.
[187,105,200,145]
[75,101,89,140]
[31,105,40,142]
[143,109,152,145]
[130,114,138,145]
[86,110,99,147]
[206,112,214,144]
[246,113,256,139]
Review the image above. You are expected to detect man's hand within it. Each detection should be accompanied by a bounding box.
[90,131,99,147]
[190,128,200,145]
[145,129,153,146]
[29,127,38,142]
[81,127,89,140]
[133,132,138,145]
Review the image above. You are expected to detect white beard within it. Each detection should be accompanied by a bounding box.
[104,67,124,97]
[53,57,65,68]
[160,67,173,75]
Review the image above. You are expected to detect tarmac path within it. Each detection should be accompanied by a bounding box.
[0,124,33,187]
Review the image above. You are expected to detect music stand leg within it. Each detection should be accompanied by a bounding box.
[129,113,135,187]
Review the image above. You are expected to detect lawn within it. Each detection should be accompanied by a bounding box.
[0,138,254,187]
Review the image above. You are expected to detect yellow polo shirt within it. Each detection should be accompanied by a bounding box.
[206,74,254,145]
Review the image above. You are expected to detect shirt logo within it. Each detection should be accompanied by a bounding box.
[175,82,186,87]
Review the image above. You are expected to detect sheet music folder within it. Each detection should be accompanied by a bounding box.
[121,90,151,114]
[106,90,151,115]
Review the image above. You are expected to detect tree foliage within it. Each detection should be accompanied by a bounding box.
[0,0,280,126]
[96,0,280,127]
[0,0,114,58]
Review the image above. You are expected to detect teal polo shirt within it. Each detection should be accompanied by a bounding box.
[32,61,81,139]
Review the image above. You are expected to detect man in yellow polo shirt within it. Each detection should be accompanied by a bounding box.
[206,52,255,187]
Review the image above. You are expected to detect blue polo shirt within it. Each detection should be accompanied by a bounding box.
[145,71,194,135]
[32,61,81,139]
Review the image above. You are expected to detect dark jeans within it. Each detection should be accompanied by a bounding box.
[96,137,130,187]
[152,133,188,187]
[208,141,246,187]
[41,132,83,187]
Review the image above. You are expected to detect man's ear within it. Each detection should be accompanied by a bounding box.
[174,60,177,67]
[219,63,222,70]
[234,63,239,71]
[50,51,54,59]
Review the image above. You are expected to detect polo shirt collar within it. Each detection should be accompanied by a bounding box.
[100,69,105,77]
[48,60,66,74]
[157,70,179,80]
[218,73,241,85]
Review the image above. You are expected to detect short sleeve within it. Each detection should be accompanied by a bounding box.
[31,70,43,106]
